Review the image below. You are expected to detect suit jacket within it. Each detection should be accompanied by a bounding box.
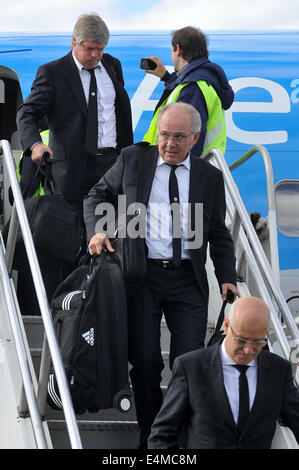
[16,52,133,201]
[84,143,236,295]
[148,343,299,449]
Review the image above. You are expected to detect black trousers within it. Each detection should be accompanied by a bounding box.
[127,260,208,449]
[71,149,118,223]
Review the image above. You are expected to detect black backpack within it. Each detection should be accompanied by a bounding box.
[47,253,132,414]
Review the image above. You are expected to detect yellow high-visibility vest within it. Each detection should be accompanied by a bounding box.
[143,80,227,155]
[17,129,50,197]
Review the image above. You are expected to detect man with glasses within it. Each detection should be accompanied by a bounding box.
[84,102,238,448]
[148,296,299,449]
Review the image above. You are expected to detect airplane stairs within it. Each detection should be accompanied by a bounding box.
[0,139,298,449]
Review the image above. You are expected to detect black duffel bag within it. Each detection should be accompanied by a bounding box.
[20,194,82,265]
[5,154,82,269]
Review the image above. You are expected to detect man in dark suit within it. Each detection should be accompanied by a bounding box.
[84,102,238,448]
[15,13,132,313]
[148,296,299,449]
[16,13,133,213]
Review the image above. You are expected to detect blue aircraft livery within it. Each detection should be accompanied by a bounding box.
[0,30,299,275]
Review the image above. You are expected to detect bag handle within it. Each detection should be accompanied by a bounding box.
[214,289,235,334]
[22,152,53,200]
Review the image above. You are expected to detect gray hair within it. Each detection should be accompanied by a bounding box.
[72,13,110,45]
[157,102,202,133]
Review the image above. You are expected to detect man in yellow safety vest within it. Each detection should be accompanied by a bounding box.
[143,26,234,157]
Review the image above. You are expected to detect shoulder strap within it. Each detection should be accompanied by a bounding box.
[22,152,52,199]
[214,299,228,334]
[214,289,235,334]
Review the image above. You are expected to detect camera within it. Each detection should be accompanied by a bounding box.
[140,58,157,71]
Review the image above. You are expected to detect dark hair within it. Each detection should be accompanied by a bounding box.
[171,26,209,61]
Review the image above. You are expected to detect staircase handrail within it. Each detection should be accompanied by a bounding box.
[203,148,299,381]
[0,139,82,449]
[228,144,280,280]
[0,234,48,448]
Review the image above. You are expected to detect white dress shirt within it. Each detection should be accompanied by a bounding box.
[220,339,257,425]
[72,52,117,149]
[146,154,191,260]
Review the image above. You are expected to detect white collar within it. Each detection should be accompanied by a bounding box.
[158,153,191,169]
[220,337,257,367]
[72,51,101,72]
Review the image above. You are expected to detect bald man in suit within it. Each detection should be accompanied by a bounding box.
[148,296,299,449]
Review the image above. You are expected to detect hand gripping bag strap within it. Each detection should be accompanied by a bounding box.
[21,152,51,200]
[207,290,235,347]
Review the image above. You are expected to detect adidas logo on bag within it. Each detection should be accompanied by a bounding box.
[82,328,95,346]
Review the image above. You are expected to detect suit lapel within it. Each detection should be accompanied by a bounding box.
[102,56,119,88]
[189,153,209,202]
[189,154,209,229]
[101,56,127,111]
[63,52,88,117]
[204,344,239,437]
[136,146,159,206]
[244,351,271,431]
[230,351,271,441]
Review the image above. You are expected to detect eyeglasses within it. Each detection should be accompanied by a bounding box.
[229,321,267,348]
[158,131,194,143]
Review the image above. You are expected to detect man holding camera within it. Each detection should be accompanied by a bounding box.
[143,26,234,158]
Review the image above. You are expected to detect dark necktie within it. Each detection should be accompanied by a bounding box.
[233,364,249,434]
[85,68,98,155]
[168,164,181,268]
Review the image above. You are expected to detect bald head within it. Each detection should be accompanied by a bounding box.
[224,297,270,364]
[228,297,270,330]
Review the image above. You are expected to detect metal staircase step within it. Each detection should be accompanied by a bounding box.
[44,385,168,421]
[31,347,172,389]
[23,314,181,449]
[23,315,45,349]
[24,315,172,350]
[47,420,139,449]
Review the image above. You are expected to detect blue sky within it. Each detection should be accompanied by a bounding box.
[0,0,299,32]
[114,0,159,15]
